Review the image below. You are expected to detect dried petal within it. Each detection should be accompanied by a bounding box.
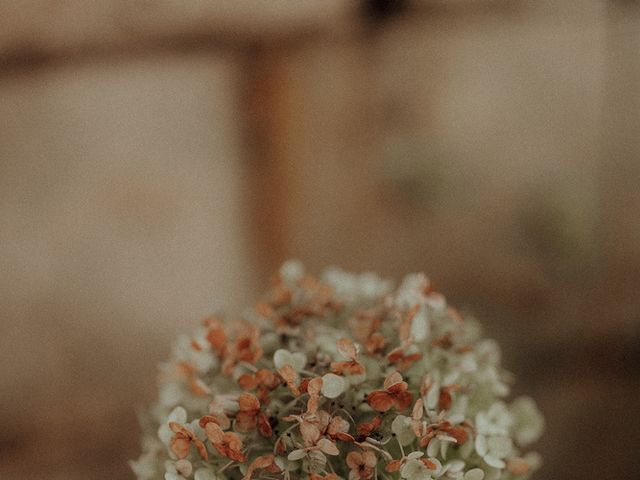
[278,364,300,396]
[337,338,358,360]
[507,457,531,475]
[367,391,394,412]
[317,438,339,456]
[243,454,276,480]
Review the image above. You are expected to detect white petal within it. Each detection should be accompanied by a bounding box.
[459,437,474,458]
[448,413,465,425]
[194,468,217,480]
[280,260,305,282]
[446,460,465,473]
[436,434,457,443]
[317,438,339,456]
[192,350,215,372]
[289,352,307,371]
[307,450,328,470]
[440,439,450,459]
[274,349,308,371]
[484,455,506,469]
[288,449,307,461]
[321,373,345,398]
[459,354,478,373]
[167,406,187,424]
[475,434,488,457]
[410,306,429,342]
[158,424,173,445]
[487,436,512,458]
[175,459,192,476]
[510,396,545,446]
[425,382,440,411]
[427,438,440,457]
[401,459,425,479]
[273,349,290,370]
[392,415,415,446]
[463,468,485,480]
[164,461,178,474]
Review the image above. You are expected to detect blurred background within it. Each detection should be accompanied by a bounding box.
[1,0,639,478]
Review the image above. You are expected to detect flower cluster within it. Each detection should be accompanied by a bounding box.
[131,261,544,480]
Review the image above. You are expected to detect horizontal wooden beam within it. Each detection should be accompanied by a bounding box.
[0,1,353,70]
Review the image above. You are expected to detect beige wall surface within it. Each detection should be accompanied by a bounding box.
[0,52,254,479]
[1,1,639,479]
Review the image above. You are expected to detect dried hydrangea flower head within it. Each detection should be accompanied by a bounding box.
[131,261,544,480]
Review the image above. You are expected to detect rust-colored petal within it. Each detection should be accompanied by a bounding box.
[199,415,217,428]
[257,412,273,438]
[206,327,227,353]
[300,422,321,447]
[204,422,224,444]
[275,436,286,454]
[362,450,377,467]
[423,458,438,470]
[238,393,260,413]
[169,422,192,437]
[331,360,366,376]
[385,459,402,472]
[223,431,246,462]
[442,425,468,445]
[328,416,350,436]
[365,333,386,355]
[243,454,275,480]
[392,352,423,371]
[419,431,436,449]
[193,438,209,461]
[438,389,452,411]
[386,347,404,364]
[306,397,320,415]
[277,364,300,396]
[235,411,257,433]
[357,416,382,436]
[507,457,531,475]
[189,378,211,397]
[346,451,363,469]
[256,368,280,389]
[412,399,424,421]
[238,373,259,390]
[387,381,409,395]
[393,390,414,411]
[334,431,355,442]
[367,391,394,412]
[170,436,191,459]
[307,377,323,397]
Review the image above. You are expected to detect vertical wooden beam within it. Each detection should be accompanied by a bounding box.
[240,42,297,280]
